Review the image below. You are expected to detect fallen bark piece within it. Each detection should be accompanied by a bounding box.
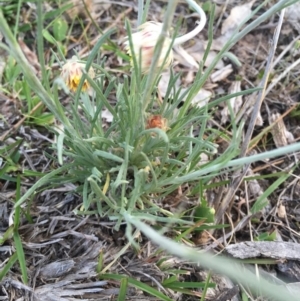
[34,280,108,301]
[226,241,300,260]
[40,260,75,279]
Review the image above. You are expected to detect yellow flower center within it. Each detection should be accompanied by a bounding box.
[69,74,89,91]
[61,58,94,93]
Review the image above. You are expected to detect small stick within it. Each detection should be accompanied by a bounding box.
[214,9,286,226]
[240,8,286,157]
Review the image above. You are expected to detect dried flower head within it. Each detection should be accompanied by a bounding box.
[60,57,95,92]
[124,22,173,74]
[123,1,206,74]
[146,115,168,132]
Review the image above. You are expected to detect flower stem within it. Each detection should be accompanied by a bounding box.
[173,0,207,46]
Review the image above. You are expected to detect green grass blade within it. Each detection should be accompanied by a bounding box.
[0,225,14,245]
[251,169,293,214]
[0,252,18,281]
[200,271,212,301]
[164,142,300,185]
[37,0,50,92]
[117,277,129,301]
[100,273,173,301]
[13,174,28,284]
[13,231,28,284]
[14,164,74,208]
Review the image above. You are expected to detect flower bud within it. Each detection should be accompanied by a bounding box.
[124,22,173,74]
[60,57,95,92]
[146,115,168,132]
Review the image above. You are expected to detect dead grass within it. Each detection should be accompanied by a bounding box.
[1,0,300,300]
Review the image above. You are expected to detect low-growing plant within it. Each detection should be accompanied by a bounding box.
[1,0,300,300]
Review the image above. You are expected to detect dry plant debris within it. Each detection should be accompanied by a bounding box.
[1,0,300,300]
[269,112,294,147]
